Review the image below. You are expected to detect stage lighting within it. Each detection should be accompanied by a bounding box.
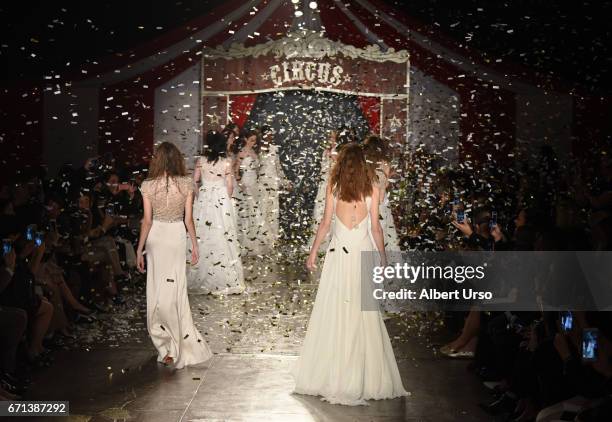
[309,1,318,9]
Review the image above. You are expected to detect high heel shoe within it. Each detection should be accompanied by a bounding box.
[479,394,517,416]
[439,344,455,355]
[75,313,96,324]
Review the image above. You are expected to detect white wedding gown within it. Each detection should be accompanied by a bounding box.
[259,144,287,246]
[293,196,408,405]
[187,157,245,295]
[309,148,334,251]
[235,154,267,254]
[371,168,404,314]
[375,168,401,252]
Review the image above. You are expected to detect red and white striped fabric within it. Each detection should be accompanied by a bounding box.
[41,0,574,170]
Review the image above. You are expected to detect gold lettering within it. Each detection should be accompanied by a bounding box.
[304,62,317,81]
[291,61,305,81]
[269,65,283,86]
[317,62,331,84]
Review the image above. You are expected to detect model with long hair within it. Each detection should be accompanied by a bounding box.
[259,126,290,247]
[234,129,267,254]
[363,135,404,314]
[308,129,338,251]
[293,142,407,405]
[136,142,212,369]
[363,135,400,252]
[188,131,245,295]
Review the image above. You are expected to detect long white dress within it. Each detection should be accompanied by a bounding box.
[372,168,405,314]
[259,144,288,246]
[375,168,401,252]
[140,176,212,369]
[235,154,266,254]
[293,196,408,405]
[309,148,334,251]
[187,157,245,295]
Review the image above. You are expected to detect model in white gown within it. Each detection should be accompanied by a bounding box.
[259,140,289,246]
[187,156,245,295]
[373,165,406,314]
[374,164,400,252]
[235,151,266,254]
[293,158,407,405]
[309,143,336,251]
[138,172,212,369]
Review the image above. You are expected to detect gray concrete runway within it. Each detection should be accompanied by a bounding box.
[17,255,490,422]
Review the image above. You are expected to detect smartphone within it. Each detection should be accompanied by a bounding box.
[106,204,114,216]
[560,311,573,332]
[34,232,44,247]
[456,210,465,223]
[25,224,36,241]
[582,328,599,362]
[444,203,451,215]
[489,211,498,229]
[2,239,11,256]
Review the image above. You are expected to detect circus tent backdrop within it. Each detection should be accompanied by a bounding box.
[1,0,596,177]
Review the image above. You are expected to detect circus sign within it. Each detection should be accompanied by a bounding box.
[201,30,408,96]
[200,30,410,142]
[268,61,346,87]
[202,53,405,95]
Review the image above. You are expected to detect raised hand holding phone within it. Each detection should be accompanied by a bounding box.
[451,211,473,236]
[582,328,599,362]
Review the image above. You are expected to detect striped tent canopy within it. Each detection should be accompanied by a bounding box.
[39,0,574,173]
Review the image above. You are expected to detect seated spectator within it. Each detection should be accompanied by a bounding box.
[0,248,28,397]
[0,233,54,367]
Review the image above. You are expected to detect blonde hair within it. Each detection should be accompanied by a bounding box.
[147,142,187,180]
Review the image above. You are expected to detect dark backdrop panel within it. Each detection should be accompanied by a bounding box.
[244,90,370,245]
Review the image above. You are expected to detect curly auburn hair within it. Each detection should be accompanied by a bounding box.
[147,142,187,180]
[330,142,376,202]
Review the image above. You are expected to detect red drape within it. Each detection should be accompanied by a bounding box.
[229,94,257,129]
[357,96,381,134]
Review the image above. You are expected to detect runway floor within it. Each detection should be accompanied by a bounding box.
[14,255,491,422]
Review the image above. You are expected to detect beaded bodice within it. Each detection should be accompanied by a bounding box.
[140,175,194,222]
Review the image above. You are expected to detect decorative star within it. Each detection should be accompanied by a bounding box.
[260,72,271,81]
[208,112,221,125]
[389,115,402,131]
[343,74,352,84]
